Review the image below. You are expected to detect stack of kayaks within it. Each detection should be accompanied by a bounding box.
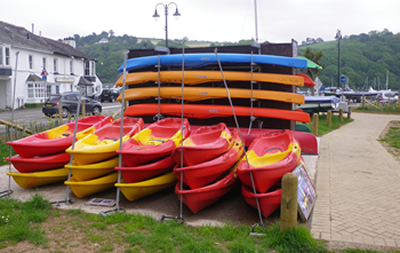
[6,115,113,189]
[114,117,190,201]
[237,130,301,218]
[64,117,144,198]
[172,123,244,213]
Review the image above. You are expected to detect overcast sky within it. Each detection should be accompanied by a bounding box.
[2,0,400,44]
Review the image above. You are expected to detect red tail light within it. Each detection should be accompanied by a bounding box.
[54,102,59,106]
[380,97,383,101]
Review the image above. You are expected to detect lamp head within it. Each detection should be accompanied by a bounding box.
[152,9,160,21]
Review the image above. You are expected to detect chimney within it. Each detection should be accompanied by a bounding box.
[62,38,76,48]
[32,23,34,34]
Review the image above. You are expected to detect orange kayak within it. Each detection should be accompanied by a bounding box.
[124,104,310,123]
[118,87,305,104]
[115,71,304,87]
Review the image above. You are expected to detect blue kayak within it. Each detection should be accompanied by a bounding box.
[118,53,308,72]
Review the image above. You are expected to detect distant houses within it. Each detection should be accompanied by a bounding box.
[0,21,103,110]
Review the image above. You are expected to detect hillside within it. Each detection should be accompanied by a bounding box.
[73,30,400,90]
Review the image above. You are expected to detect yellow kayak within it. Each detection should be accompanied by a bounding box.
[114,71,304,87]
[115,172,177,201]
[7,168,69,189]
[65,156,119,182]
[64,172,118,198]
[66,118,144,165]
[119,87,305,104]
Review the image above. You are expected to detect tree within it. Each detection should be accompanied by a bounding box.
[303,47,325,94]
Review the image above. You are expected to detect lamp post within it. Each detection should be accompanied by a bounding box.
[152,2,181,48]
[335,29,342,89]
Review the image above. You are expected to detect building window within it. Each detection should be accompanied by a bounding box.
[46,84,52,97]
[53,58,58,73]
[27,82,45,98]
[42,57,47,69]
[90,61,95,75]
[28,55,33,69]
[0,46,3,65]
[70,60,73,74]
[84,61,90,76]
[5,47,10,65]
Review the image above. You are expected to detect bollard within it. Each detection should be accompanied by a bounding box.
[280,173,298,232]
[82,100,86,117]
[339,108,343,122]
[58,101,63,123]
[327,111,332,127]
[312,113,318,136]
[347,106,351,119]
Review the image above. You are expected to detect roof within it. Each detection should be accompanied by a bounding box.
[0,21,95,61]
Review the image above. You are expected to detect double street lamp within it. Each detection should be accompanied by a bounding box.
[152,2,181,48]
[335,29,342,89]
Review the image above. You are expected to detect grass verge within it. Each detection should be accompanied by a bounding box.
[0,193,331,252]
[378,120,400,158]
[299,113,354,136]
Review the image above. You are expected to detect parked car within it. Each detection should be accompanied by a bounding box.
[99,88,121,102]
[42,92,102,118]
[376,92,399,103]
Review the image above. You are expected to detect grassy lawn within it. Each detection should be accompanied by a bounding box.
[0,193,330,252]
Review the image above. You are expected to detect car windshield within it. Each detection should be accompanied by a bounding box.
[47,95,61,102]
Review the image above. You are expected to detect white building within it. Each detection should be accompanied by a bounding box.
[0,21,103,110]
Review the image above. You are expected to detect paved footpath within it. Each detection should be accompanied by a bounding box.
[311,112,400,248]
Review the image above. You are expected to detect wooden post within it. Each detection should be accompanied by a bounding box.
[339,108,344,122]
[81,100,86,117]
[347,106,351,119]
[58,101,63,122]
[280,173,298,232]
[327,111,332,127]
[0,119,33,135]
[312,113,318,136]
[361,95,365,108]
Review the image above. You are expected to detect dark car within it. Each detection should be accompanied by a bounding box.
[99,88,121,102]
[42,92,102,118]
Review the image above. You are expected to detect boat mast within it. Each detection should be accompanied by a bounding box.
[385,70,389,90]
[254,0,259,43]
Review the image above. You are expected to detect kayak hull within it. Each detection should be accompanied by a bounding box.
[64,172,118,198]
[241,185,282,218]
[7,115,112,158]
[171,123,234,167]
[115,156,176,183]
[65,156,119,182]
[175,168,238,214]
[67,118,144,165]
[118,118,190,167]
[115,172,177,201]
[6,152,70,173]
[7,168,69,189]
[173,133,243,189]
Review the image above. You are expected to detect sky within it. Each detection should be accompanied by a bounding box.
[2,0,400,44]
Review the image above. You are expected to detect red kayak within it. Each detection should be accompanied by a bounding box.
[7,115,112,158]
[171,123,234,166]
[124,104,310,123]
[237,130,301,193]
[66,117,144,165]
[118,117,190,167]
[115,157,176,183]
[6,152,71,173]
[173,131,243,189]
[241,185,282,218]
[175,168,238,214]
